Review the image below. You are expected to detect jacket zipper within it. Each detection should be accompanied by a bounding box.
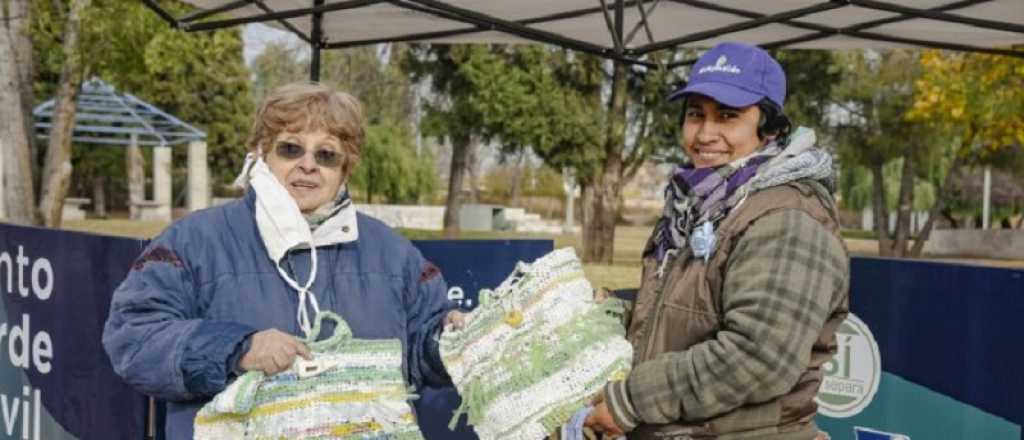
[638,251,682,362]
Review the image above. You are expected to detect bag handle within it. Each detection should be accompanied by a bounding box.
[303,310,352,350]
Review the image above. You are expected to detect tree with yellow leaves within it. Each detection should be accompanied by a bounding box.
[906,49,1024,255]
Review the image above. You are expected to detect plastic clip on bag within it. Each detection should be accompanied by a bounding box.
[195,311,424,439]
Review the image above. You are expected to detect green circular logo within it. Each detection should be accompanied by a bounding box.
[816,313,880,418]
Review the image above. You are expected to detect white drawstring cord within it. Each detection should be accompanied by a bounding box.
[656,249,679,279]
[275,241,321,339]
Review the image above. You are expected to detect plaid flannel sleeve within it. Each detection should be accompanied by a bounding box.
[605,208,849,430]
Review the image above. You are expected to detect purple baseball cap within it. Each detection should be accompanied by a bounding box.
[668,42,786,109]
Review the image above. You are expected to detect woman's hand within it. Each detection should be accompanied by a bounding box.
[594,287,612,303]
[584,401,624,437]
[443,310,469,331]
[239,329,312,375]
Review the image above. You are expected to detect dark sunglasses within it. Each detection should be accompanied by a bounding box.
[273,141,345,168]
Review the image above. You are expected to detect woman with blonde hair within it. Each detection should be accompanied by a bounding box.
[103,82,460,439]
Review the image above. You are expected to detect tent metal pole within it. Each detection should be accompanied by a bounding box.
[183,0,382,31]
[598,0,622,52]
[388,0,655,66]
[251,0,314,44]
[849,0,1024,35]
[624,0,660,46]
[635,1,846,54]
[764,29,1024,58]
[139,0,179,27]
[327,0,653,50]
[180,0,250,23]
[674,0,1019,57]
[615,0,625,54]
[310,0,324,82]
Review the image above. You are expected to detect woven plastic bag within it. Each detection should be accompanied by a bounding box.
[194,310,424,440]
[440,247,633,440]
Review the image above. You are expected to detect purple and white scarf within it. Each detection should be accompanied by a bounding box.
[653,142,782,263]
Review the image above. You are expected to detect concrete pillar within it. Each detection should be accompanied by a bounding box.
[983,165,991,230]
[127,133,145,220]
[562,167,577,233]
[153,146,172,222]
[187,141,210,212]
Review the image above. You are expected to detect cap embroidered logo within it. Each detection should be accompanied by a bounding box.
[698,55,741,75]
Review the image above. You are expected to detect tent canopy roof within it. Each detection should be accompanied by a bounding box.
[33,78,206,147]
[145,0,1024,67]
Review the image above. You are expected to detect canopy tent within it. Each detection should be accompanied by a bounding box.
[33,78,211,220]
[141,0,1024,78]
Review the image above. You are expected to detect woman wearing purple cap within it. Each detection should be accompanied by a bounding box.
[585,42,850,439]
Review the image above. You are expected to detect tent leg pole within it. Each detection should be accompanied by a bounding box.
[310,0,324,81]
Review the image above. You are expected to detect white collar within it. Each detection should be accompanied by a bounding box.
[239,152,359,265]
[240,153,358,337]
[303,200,359,251]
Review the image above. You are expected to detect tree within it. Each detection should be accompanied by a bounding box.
[349,122,436,203]
[771,50,841,137]
[20,0,252,223]
[403,44,493,238]
[430,44,682,262]
[36,0,89,227]
[831,50,942,257]
[250,42,307,106]
[250,42,435,203]
[0,0,38,224]
[140,25,252,189]
[905,49,1024,254]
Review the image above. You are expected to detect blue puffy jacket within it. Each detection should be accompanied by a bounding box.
[102,191,455,440]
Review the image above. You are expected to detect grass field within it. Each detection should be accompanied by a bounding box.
[63,219,651,289]
[399,226,651,289]
[61,219,1022,289]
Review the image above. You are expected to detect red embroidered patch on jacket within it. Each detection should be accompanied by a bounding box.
[132,246,183,271]
[419,261,441,283]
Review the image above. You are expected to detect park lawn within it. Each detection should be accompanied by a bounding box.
[399,226,651,290]
[62,219,649,290]
[63,219,170,239]
[58,219,1024,285]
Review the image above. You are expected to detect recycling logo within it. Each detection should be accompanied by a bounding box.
[816,313,881,418]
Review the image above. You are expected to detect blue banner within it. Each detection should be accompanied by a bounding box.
[3,221,1022,440]
[0,222,551,440]
[0,224,147,440]
[818,257,1024,440]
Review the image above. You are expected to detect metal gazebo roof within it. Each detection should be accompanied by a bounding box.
[141,0,1024,77]
[33,78,206,147]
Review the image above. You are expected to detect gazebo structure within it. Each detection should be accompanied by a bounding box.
[32,78,210,222]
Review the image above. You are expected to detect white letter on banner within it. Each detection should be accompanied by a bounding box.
[15,247,29,298]
[32,332,51,374]
[0,252,12,294]
[20,386,27,440]
[8,314,29,370]
[30,259,52,301]
[1,393,17,436]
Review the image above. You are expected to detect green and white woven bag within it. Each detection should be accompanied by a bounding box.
[194,311,423,440]
[440,247,633,440]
